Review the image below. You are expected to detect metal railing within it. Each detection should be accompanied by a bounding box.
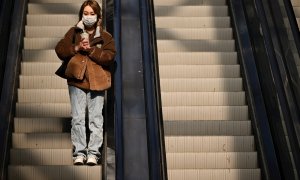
[0,0,15,95]
[139,0,167,179]
[228,0,282,179]
[0,0,28,179]
[238,0,300,179]
[256,0,300,179]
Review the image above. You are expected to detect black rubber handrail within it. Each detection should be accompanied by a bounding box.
[243,0,299,179]
[0,0,15,95]
[258,0,300,178]
[0,0,28,179]
[101,1,108,179]
[113,0,124,179]
[228,0,282,180]
[139,0,167,179]
[282,0,300,59]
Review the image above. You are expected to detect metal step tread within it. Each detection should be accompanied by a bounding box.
[167,169,261,180]
[160,78,244,92]
[155,17,231,28]
[10,148,75,165]
[156,28,233,40]
[153,0,227,6]
[27,14,78,26]
[23,49,60,62]
[20,75,67,89]
[28,3,81,14]
[21,62,60,76]
[158,52,238,65]
[24,37,60,50]
[25,26,71,38]
[16,102,71,118]
[29,0,94,3]
[18,89,69,103]
[154,6,228,17]
[157,39,235,52]
[14,117,70,133]
[166,152,258,169]
[164,136,255,152]
[161,92,246,106]
[12,133,71,149]
[162,106,249,120]
[164,120,252,136]
[159,65,240,78]
[8,165,101,180]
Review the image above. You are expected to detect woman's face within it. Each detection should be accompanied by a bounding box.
[83,5,95,16]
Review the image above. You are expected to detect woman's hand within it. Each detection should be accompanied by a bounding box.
[75,38,91,52]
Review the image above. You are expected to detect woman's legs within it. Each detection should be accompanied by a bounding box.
[87,90,104,160]
[68,85,87,158]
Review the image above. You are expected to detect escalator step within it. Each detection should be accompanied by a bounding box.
[18,89,69,103]
[166,152,258,169]
[21,62,61,76]
[23,50,59,62]
[167,169,261,180]
[159,65,240,78]
[27,14,77,26]
[165,136,255,152]
[164,120,252,136]
[8,165,101,180]
[16,103,71,117]
[157,40,235,52]
[14,118,70,133]
[28,3,81,14]
[158,52,238,65]
[161,92,245,106]
[25,26,71,38]
[153,0,227,6]
[156,28,233,40]
[155,17,231,28]
[10,149,73,165]
[19,75,67,89]
[154,6,228,17]
[12,133,72,149]
[160,78,243,92]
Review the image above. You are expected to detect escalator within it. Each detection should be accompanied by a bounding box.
[1,0,300,179]
[153,0,261,179]
[7,0,108,179]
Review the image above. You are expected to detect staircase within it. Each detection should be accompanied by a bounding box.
[153,0,261,179]
[8,0,102,179]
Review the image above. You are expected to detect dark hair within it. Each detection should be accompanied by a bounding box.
[79,0,102,20]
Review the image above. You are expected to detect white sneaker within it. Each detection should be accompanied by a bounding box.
[86,155,98,166]
[74,156,85,165]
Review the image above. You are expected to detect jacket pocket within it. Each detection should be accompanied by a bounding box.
[65,54,87,80]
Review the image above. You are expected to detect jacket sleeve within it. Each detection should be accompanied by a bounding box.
[55,27,77,61]
[88,32,116,66]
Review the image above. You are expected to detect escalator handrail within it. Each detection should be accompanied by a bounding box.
[101,1,108,179]
[228,1,282,180]
[282,0,300,59]
[260,0,300,177]
[139,0,167,179]
[0,0,28,179]
[0,0,15,96]
[113,0,124,179]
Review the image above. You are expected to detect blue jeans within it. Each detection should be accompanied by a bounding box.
[68,85,104,159]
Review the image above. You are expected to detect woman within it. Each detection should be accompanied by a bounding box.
[55,0,116,165]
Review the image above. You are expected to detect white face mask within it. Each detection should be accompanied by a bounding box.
[82,15,97,27]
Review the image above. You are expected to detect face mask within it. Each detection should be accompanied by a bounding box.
[82,15,97,27]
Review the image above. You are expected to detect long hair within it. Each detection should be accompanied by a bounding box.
[78,0,102,21]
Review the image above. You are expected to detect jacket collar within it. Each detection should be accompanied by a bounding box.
[75,20,101,38]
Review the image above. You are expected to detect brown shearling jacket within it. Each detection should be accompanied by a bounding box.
[55,24,116,91]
